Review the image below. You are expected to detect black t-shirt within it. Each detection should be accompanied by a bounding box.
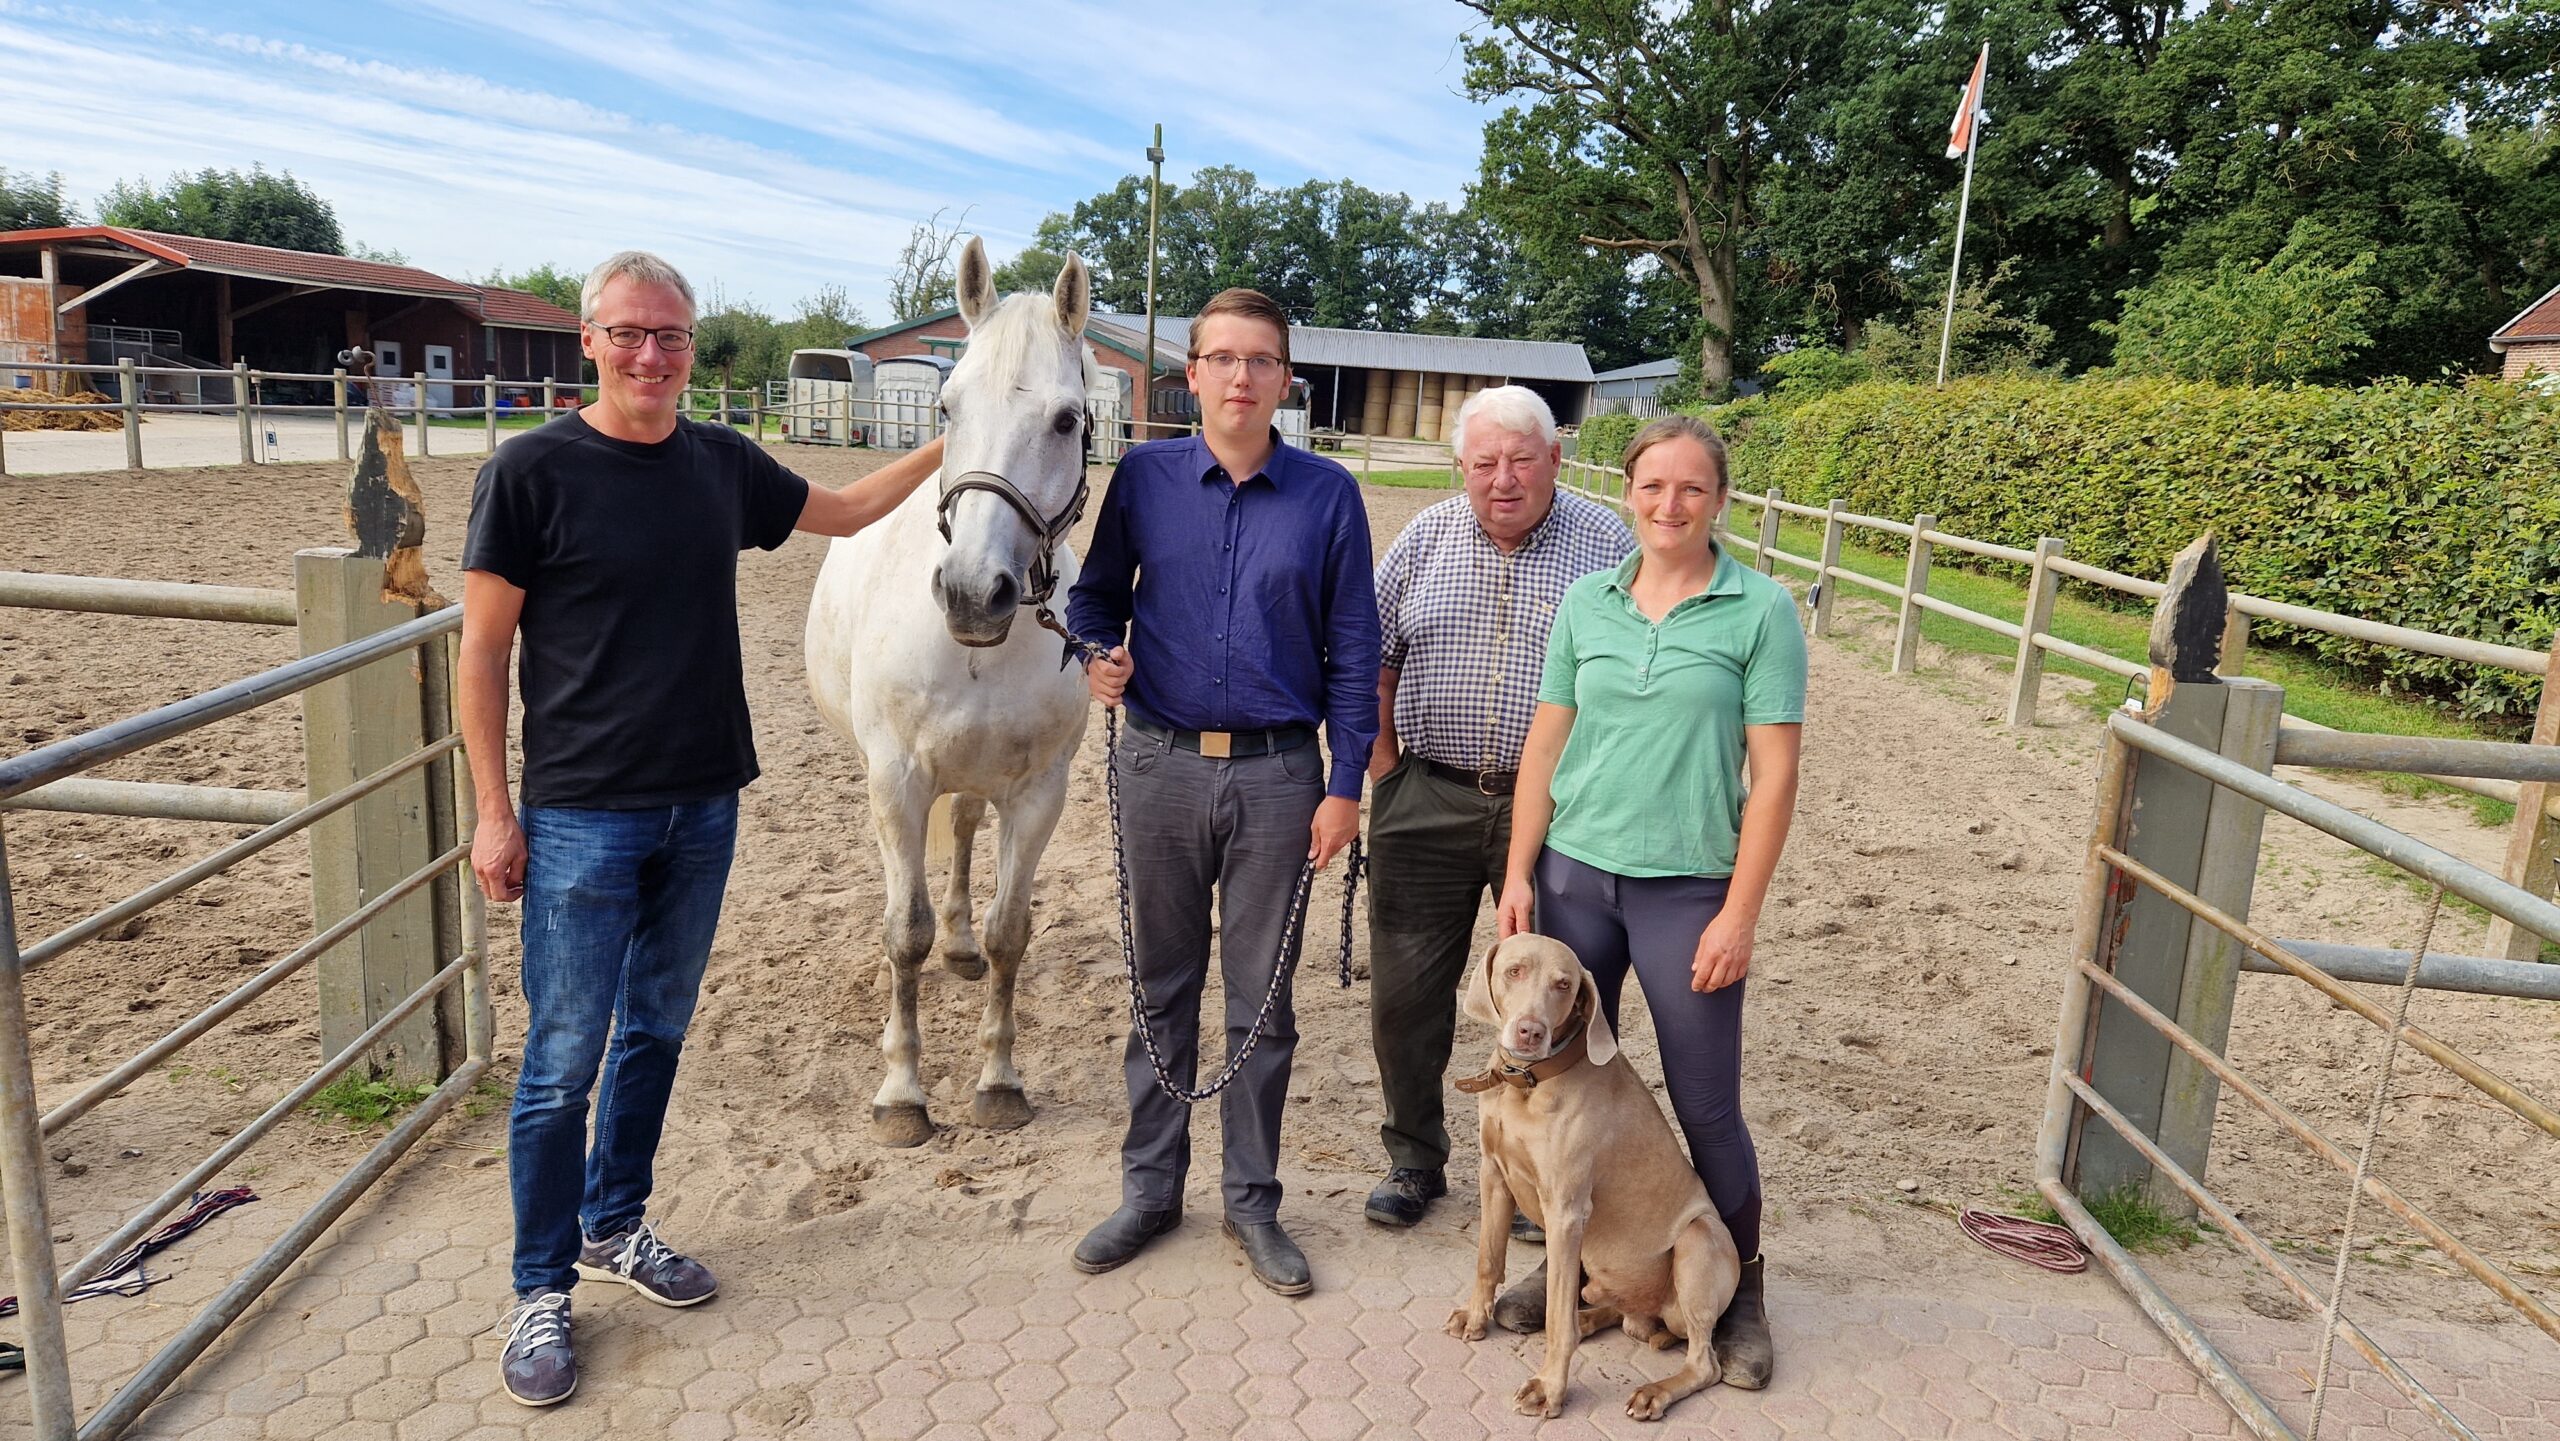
[463,412,809,809]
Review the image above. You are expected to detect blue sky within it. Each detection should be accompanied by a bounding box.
[0,0,1499,320]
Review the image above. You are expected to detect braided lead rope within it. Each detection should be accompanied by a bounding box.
[2306,887,2444,1440]
[1957,1205,2089,1274]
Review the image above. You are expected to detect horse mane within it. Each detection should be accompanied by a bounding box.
[958,292,1098,390]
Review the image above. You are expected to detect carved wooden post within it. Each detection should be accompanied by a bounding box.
[2068,536,2281,1212]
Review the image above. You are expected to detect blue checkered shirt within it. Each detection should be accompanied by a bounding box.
[1375,489,1633,773]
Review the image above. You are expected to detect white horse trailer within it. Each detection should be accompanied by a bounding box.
[873,354,954,451]
[1084,353,1133,462]
[786,349,875,446]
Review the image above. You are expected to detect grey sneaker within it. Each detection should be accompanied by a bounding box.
[498,1291,576,1407]
[574,1220,718,1307]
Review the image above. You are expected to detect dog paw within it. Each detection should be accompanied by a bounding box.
[1445,1307,1488,1342]
[1647,1327,1682,1351]
[1513,1376,1564,1418]
[1626,1383,1674,1421]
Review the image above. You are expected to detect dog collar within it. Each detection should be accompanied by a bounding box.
[1455,1015,1590,1094]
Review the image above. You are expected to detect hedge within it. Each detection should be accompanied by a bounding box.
[1708,377,2559,725]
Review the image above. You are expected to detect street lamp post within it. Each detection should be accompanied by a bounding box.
[1144,124,1164,433]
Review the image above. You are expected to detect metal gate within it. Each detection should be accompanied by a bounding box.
[2040,701,2560,1439]
[0,604,489,1439]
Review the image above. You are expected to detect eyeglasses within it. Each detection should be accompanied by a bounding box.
[590,323,695,353]
[1190,352,1285,380]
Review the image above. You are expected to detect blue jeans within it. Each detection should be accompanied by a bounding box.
[508,795,738,1296]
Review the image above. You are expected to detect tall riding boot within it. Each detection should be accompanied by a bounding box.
[1713,1255,1773,1389]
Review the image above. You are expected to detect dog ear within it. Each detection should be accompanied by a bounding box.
[1460,946,1502,1027]
[1578,971,1618,1066]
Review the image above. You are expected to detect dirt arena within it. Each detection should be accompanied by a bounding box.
[1,444,2553,1341]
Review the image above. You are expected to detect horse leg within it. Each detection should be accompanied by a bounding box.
[971,765,1067,1130]
[869,763,938,1148]
[934,794,990,980]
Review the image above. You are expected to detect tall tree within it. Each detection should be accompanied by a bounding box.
[97,166,345,254]
[1,169,75,230]
[480,263,585,315]
[887,208,969,321]
[1461,0,1817,394]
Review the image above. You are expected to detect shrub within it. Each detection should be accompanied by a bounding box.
[1736,376,2560,724]
[1574,411,1646,469]
[2104,226,2383,386]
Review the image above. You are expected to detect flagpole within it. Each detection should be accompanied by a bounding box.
[1937,46,1985,389]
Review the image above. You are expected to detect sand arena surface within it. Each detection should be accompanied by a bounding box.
[0,444,2552,1367]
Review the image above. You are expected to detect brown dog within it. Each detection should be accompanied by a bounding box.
[1444,933,1740,1421]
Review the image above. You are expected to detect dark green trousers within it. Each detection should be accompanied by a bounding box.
[1366,758,1513,1175]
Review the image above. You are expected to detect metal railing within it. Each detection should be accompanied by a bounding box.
[2039,707,2560,1439]
[0,605,488,1440]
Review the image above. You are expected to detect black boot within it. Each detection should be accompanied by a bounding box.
[1363,1168,1446,1228]
[1493,1260,1547,1334]
[1714,1255,1773,1389]
[1222,1218,1312,1296]
[1071,1205,1181,1274]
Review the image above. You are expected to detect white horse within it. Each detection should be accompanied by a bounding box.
[805,240,1095,1147]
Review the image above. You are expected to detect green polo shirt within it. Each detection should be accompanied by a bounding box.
[1536,547,1807,878]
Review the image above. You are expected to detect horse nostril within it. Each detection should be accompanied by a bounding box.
[930,564,948,606]
[986,573,1018,612]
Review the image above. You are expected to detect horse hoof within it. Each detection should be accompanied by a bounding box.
[972,1086,1033,1130]
[870,1103,935,1148]
[941,948,988,981]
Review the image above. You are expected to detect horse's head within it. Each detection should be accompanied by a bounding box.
[931,236,1094,647]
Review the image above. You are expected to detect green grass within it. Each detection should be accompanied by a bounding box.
[1749,511,2525,822]
[307,1075,437,1129]
[2006,1184,2205,1253]
[423,413,551,431]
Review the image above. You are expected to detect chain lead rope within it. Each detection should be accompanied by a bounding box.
[1037,606,1363,1107]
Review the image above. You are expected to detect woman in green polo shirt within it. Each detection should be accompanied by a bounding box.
[1494,413,1807,1387]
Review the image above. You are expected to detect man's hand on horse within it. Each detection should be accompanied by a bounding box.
[1085,646,1133,707]
[472,812,529,904]
[1309,795,1359,868]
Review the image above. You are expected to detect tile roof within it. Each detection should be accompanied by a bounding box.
[2491,281,2560,344]
[470,285,581,331]
[0,225,478,302]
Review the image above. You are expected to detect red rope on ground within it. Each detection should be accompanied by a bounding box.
[1958,1205,2089,1273]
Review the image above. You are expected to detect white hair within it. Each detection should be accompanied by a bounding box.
[1453,385,1556,453]
[580,250,696,322]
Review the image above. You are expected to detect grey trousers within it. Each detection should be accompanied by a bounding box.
[1365,759,1512,1174]
[1114,725,1326,1223]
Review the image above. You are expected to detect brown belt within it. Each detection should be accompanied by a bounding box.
[1419,758,1517,796]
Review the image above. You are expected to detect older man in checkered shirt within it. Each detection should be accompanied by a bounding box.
[1362,385,1632,1231]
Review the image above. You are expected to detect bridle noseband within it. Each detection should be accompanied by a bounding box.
[932,413,1093,618]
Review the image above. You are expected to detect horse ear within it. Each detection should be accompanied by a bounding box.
[1053,252,1090,337]
[956,236,997,328]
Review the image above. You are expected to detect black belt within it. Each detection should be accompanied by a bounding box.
[1126,711,1315,759]
[1419,758,1517,796]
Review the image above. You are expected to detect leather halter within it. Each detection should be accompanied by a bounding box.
[1454,953,1595,1094]
[933,413,1093,610]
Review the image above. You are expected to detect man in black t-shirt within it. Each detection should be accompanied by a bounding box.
[460,250,946,1409]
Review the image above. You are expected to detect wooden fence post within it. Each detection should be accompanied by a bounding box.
[412,372,429,458]
[295,550,451,1083]
[235,363,254,465]
[1812,499,1847,636]
[2487,631,2560,962]
[483,375,498,454]
[118,359,142,470]
[2006,536,2067,728]
[1894,513,1937,674]
[2071,671,2285,1210]
[1755,485,1782,575]
[333,369,350,462]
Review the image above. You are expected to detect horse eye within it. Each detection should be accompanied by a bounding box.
[1053,410,1079,435]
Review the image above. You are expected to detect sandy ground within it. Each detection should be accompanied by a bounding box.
[1,445,2553,1341]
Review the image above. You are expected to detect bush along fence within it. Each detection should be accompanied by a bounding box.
[1702,376,2560,729]
[1553,444,2560,966]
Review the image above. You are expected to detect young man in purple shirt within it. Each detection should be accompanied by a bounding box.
[1065,287,1379,1295]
